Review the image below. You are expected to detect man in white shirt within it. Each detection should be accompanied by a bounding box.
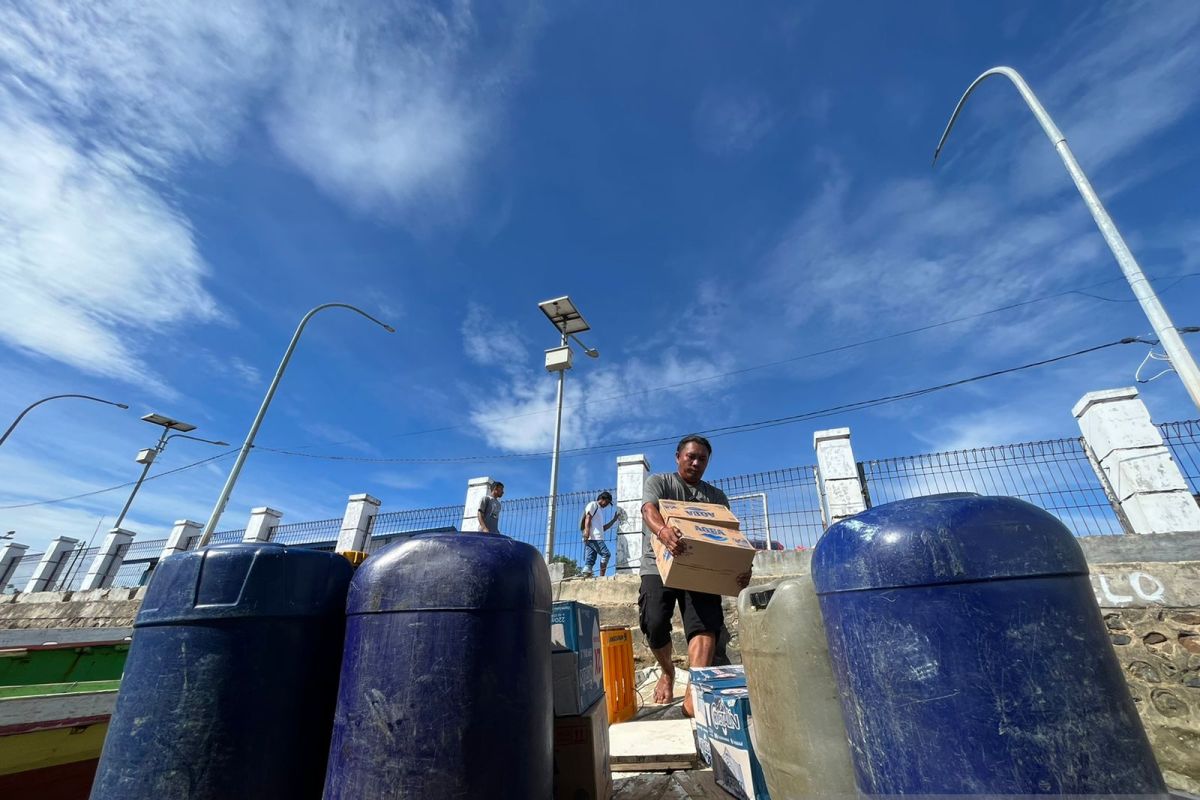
[581,491,618,577]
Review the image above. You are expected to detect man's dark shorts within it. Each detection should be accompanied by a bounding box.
[638,574,724,650]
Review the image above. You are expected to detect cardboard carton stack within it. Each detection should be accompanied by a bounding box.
[551,601,611,800]
[688,665,770,800]
[551,601,604,717]
[652,500,756,596]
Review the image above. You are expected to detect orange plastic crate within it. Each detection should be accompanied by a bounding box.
[600,625,636,724]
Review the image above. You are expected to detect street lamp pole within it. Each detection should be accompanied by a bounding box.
[545,330,567,562]
[196,303,395,547]
[1,394,129,447]
[537,296,599,563]
[933,65,1200,412]
[113,429,228,531]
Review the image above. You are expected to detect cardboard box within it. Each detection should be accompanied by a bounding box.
[658,499,740,530]
[553,697,612,800]
[704,686,770,800]
[553,648,605,717]
[551,601,601,654]
[689,665,748,767]
[652,519,756,596]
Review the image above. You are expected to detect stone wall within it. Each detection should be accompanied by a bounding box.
[1089,561,1200,793]
[0,587,144,628]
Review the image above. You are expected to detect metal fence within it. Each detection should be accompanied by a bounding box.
[3,550,41,593]
[8,420,1200,592]
[713,467,825,550]
[271,517,342,546]
[494,489,610,573]
[860,436,1125,536]
[367,504,461,553]
[1161,420,1200,497]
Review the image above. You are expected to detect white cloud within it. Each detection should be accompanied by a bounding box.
[268,1,534,220]
[0,1,535,384]
[462,301,737,454]
[461,301,530,369]
[0,114,218,388]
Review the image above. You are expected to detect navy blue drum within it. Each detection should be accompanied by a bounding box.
[812,494,1165,795]
[322,533,552,800]
[91,543,353,799]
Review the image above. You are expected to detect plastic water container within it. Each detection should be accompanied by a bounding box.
[737,575,858,799]
[90,543,353,800]
[813,494,1166,795]
[322,532,552,799]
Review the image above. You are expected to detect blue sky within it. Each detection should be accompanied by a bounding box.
[2,1,1199,552]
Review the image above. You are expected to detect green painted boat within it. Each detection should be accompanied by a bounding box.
[0,628,130,800]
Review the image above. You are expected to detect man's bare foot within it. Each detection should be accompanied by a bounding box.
[653,671,674,704]
[682,684,695,718]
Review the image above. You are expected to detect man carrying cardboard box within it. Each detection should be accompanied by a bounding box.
[640,434,752,716]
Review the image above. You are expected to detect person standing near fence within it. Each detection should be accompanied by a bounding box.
[476,482,504,533]
[640,434,751,716]
[581,491,618,577]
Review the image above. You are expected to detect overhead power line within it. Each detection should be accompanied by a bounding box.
[5,329,1195,510]
[271,271,1200,452]
[0,450,238,511]
[258,335,1167,465]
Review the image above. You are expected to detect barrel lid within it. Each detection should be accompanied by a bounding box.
[347,533,551,614]
[136,543,354,626]
[812,494,1088,595]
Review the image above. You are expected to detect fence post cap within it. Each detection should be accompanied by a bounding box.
[249,506,284,517]
[347,493,381,506]
[467,476,492,487]
[813,427,852,446]
[616,454,650,468]
[1072,387,1140,418]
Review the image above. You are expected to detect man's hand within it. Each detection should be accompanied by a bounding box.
[736,571,752,590]
[656,523,686,557]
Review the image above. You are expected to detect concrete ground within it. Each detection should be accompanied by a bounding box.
[609,669,719,798]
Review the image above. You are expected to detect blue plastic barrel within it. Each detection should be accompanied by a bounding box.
[91,543,353,800]
[322,532,553,800]
[812,494,1165,796]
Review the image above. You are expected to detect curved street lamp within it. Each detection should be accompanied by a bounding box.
[1,394,129,447]
[196,303,395,547]
[933,65,1200,412]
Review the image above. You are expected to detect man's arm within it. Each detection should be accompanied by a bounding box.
[603,512,617,531]
[641,478,685,557]
[477,510,490,533]
[582,510,594,540]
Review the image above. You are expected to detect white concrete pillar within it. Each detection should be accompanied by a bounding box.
[0,543,29,592]
[81,529,135,590]
[615,454,650,574]
[335,493,381,553]
[24,536,79,593]
[461,477,492,532]
[814,428,868,527]
[242,507,283,543]
[160,520,202,561]
[1074,388,1200,534]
